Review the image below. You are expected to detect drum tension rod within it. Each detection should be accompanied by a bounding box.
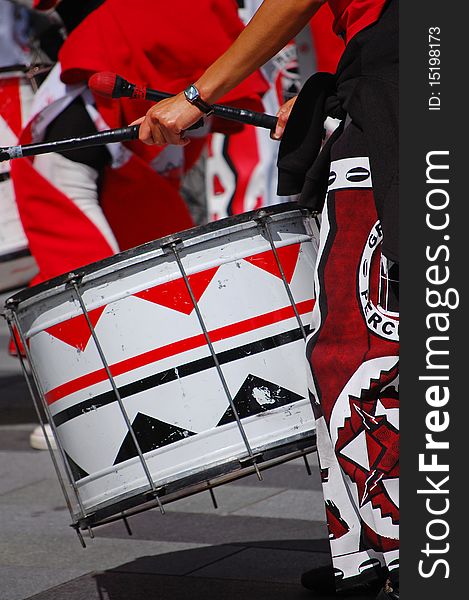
[122,514,133,536]
[71,524,87,549]
[303,454,312,476]
[208,487,218,509]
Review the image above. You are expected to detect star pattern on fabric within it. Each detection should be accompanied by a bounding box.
[335,366,399,523]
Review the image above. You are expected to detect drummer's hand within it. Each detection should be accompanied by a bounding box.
[131,93,204,146]
[271,95,298,140]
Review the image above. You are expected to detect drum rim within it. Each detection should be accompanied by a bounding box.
[7,202,312,306]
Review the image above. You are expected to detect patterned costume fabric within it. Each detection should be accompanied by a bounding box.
[276,0,400,591]
[307,122,399,590]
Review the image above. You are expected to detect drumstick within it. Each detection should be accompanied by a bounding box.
[0,125,139,163]
[89,72,278,131]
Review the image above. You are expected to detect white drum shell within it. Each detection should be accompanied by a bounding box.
[12,207,319,519]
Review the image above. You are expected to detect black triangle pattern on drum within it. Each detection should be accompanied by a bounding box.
[217,374,304,427]
[113,413,196,466]
[65,451,90,482]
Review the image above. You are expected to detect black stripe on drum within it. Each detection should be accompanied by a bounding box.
[52,324,310,427]
[0,172,11,183]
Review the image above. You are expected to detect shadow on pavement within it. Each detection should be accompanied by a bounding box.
[24,542,376,600]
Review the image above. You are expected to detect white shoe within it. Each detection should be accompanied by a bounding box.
[30,424,57,451]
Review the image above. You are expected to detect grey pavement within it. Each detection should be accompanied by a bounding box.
[0,293,375,600]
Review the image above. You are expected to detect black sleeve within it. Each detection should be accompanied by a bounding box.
[43,96,112,171]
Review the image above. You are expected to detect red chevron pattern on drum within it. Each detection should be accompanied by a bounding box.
[44,305,107,351]
[134,267,219,314]
[243,244,300,284]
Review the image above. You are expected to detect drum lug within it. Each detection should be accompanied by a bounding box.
[65,271,85,286]
[239,452,263,466]
[253,210,270,224]
[4,297,19,310]
[239,453,264,481]
[160,236,183,252]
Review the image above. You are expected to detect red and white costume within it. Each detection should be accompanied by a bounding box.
[299,0,399,590]
[12,0,267,285]
[0,0,40,291]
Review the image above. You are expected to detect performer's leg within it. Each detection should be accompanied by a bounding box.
[307,122,399,593]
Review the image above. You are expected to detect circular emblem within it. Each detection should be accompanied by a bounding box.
[357,222,399,341]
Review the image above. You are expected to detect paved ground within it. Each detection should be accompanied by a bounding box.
[0,291,375,600]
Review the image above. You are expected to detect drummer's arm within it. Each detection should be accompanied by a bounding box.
[137,0,325,145]
[195,0,326,103]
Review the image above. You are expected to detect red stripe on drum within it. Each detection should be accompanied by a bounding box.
[45,299,314,405]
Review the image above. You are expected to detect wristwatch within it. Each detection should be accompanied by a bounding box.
[183,84,214,115]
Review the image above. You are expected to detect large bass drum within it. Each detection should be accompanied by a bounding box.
[6,203,319,535]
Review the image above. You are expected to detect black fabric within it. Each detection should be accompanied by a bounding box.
[277,0,398,262]
[56,0,107,33]
[28,11,65,62]
[274,72,344,196]
[43,96,111,170]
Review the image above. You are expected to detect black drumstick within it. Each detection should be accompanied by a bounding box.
[0,125,139,163]
[89,71,278,131]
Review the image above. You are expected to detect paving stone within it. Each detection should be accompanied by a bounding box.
[0,534,204,572]
[24,571,324,600]
[0,477,65,508]
[231,489,326,522]
[0,335,23,375]
[164,484,287,515]
[109,544,243,576]
[190,545,331,583]
[0,451,56,496]
[0,566,83,600]
[230,538,330,553]
[0,375,37,424]
[229,457,323,491]
[0,425,37,452]
[97,510,328,545]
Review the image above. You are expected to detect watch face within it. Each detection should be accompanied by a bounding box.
[185,85,199,103]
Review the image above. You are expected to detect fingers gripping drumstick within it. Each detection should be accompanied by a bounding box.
[88,72,278,131]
